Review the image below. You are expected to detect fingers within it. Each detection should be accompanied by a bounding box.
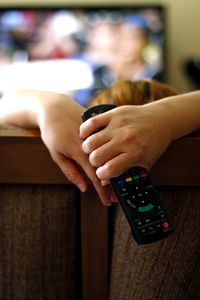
[53,153,88,192]
[88,139,120,168]
[96,153,138,180]
[100,180,118,203]
[51,146,114,206]
[80,112,117,205]
[82,130,111,155]
[110,192,118,203]
[79,155,113,206]
[80,112,110,139]
[100,179,110,186]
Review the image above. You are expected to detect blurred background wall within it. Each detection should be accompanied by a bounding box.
[2,0,200,93]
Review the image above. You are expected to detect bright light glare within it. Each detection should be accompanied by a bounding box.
[0,59,94,94]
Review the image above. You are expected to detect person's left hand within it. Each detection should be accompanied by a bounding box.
[0,89,116,205]
[38,95,116,206]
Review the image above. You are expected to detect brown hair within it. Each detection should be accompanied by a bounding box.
[89,79,177,107]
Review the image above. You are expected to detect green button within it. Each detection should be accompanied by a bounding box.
[138,203,154,212]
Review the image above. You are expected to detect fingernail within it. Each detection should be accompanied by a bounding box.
[105,202,112,207]
[96,166,104,178]
[101,180,109,186]
[78,184,87,192]
[111,194,118,203]
[82,141,90,154]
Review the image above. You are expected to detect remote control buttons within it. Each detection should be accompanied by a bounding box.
[127,199,137,209]
[138,203,154,212]
[125,177,132,182]
[117,172,149,185]
[162,221,170,229]
[137,218,166,236]
[140,171,148,178]
[117,179,124,185]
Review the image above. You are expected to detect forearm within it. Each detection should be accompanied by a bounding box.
[146,91,200,141]
[0,90,67,129]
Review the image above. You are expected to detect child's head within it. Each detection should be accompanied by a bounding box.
[90,79,177,107]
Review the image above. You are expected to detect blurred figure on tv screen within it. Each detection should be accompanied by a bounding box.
[112,15,161,82]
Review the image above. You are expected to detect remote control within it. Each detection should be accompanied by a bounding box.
[82,104,174,244]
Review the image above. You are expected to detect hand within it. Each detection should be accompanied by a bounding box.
[38,94,115,206]
[0,90,115,206]
[80,104,173,181]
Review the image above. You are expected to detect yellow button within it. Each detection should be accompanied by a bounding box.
[125,177,132,182]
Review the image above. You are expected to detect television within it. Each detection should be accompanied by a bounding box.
[0,5,166,106]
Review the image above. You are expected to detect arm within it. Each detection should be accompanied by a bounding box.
[80,91,200,181]
[0,90,114,206]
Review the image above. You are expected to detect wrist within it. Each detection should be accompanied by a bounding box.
[37,92,70,132]
[154,91,200,141]
[144,100,174,144]
[0,90,44,128]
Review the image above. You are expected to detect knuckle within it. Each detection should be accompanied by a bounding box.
[89,116,99,129]
[104,163,115,177]
[122,127,138,143]
[118,117,129,127]
[89,150,100,167]
[82,140,91,154]
[82,136,95,154]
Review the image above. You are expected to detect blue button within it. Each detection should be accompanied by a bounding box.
[117,179,124,185]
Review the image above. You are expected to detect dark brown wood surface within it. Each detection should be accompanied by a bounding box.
[1,127,200,186]
[151,133,200,186]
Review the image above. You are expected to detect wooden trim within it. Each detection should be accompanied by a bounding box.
[151,134,200,186]
[1,127,200,186]
[0,125,40,137]
[0,131,68,184]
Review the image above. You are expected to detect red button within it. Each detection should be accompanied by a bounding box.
[162,221,170,229]
[140,172,148,178]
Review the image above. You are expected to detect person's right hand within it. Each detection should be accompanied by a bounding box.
[80,104,173,182]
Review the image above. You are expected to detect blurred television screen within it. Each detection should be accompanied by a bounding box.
[0,6,166,106]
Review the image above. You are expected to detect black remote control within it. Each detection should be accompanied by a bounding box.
[82,104,174,244]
